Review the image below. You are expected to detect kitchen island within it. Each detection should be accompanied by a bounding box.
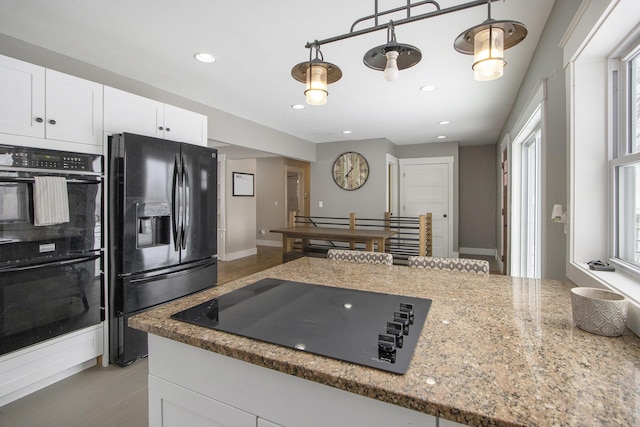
[130,257,640,426]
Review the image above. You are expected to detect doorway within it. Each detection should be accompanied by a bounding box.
[399,157,454,257]
[501,146,509,274]
[285,166,305,221]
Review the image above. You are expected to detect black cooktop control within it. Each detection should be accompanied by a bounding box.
[172,278,432,374]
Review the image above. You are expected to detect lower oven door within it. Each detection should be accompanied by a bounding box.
[0,254,103,356]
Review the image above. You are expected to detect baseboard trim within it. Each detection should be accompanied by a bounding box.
[222,247,258,261]
[256,239,282,248]
[459,247,496,256]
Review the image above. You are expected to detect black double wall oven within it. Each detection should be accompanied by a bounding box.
[0,145,103,356]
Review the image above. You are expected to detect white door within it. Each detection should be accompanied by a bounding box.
[399,157,454,257]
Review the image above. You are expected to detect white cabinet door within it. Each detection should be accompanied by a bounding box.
[149,375,256,427]
[45,69,103,146]
[0,54,102,147]
[104,86,208,146]
[163,103,208,146]
[104,86,163,138]
[0,55,45,138]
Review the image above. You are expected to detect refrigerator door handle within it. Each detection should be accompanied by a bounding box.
[171,156,181,252]
[182,156,190,250]
[128,258,216,285]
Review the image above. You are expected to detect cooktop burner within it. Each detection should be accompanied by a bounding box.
[171,278,432,374]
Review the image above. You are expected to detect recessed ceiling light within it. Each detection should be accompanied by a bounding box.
[438,120,450,125]
[342,130,352,134]
[291,104,305,110]
[420,85,438,92]
[437,135,446,139]
[194,53,216,63]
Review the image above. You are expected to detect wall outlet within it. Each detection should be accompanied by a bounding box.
[318,201,323,208]
[274,201,278,206]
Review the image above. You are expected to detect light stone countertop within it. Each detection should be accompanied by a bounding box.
[129,257,640,426]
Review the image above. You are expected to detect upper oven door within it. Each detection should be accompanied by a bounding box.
[0,172,102,266]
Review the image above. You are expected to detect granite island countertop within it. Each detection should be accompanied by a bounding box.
[130,257,640,426]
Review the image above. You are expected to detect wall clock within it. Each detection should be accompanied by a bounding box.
[332,151,369,190]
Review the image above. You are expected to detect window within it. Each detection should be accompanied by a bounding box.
[521,128,542,278]
[613,43,640,272]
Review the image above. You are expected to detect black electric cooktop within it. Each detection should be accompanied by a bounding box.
[171,278,432,374]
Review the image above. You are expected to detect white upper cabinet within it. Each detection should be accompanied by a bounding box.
[104,86,208,146]
[0,55,45,138]
[104,86,163,139]
[44,69,103,146]
[0,55,103,147]
[163,103,208,146]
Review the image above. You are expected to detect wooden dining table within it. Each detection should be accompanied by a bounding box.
[269,226,396,255]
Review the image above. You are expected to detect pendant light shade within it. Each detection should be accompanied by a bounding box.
[305,61,329,105]
[454,1,527,81]
[473,26,505,81]
[291,42,342,106]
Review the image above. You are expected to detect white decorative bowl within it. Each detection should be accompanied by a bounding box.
[570,287,628,337]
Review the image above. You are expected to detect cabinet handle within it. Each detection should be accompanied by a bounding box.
[48,119,57,125]
[159,126,164,131]
[165,128,170,132]
[35,117,44,123]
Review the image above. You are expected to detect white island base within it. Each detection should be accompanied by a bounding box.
[148,335,463,427]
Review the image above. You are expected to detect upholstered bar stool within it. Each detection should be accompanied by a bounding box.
[327,249,393,266]
[407,256,489,274]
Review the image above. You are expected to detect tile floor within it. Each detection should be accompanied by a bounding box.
[0,358,148,427]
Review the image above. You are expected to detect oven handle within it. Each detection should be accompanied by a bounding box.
[0,254,101,273]
[0,176,101,184]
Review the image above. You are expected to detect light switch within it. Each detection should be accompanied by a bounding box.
[319,201,323,208]
[274,201,278,206]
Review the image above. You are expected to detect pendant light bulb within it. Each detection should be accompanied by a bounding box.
[472,26,505,81]
[383,50,400,81]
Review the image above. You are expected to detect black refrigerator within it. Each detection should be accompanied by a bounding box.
[108,133,218,365]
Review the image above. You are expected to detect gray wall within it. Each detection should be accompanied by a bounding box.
[459,145,497,251]
[497,0,581,280]
[225,159,257,257]
[256,157,286,241]
[311,139,395,219]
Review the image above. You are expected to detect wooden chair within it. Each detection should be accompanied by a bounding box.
[327,249,393,266]
[407,256,489,274]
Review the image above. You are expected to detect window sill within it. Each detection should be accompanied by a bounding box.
[567,262,640,338]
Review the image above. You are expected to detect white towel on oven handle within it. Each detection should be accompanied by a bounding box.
[33,176,70,226]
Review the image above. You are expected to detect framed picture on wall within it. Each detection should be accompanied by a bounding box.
[232,172,254,196]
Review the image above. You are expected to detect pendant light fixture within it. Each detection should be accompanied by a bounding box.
[454,0,527,81]
[363,21,421,82]
[291,42,342,106]
[291,0,527,104]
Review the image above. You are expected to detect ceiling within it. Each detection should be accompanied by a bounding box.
[0,0,555,152]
